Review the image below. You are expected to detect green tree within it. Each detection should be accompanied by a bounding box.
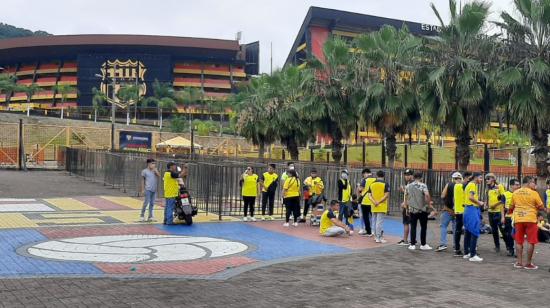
[91,87,107,122]
[419,0,495,170]
[142,80,176,130]
[170,115,189,133]
[301,37,358,163]
[0,74,18,106]
[495,0,550,176]
[117,84,139,125]
[52,84,77,107]
[354,25,422,167]
[18,83,40,116]
[174,87,203,128]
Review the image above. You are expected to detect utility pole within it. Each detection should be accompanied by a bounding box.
[270,42,273,75]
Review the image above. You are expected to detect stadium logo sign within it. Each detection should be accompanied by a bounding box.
[99,59,147,107]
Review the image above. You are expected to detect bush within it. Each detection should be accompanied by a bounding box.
[170,115,188,133]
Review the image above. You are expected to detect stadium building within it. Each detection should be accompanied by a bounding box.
[0,34,259,110]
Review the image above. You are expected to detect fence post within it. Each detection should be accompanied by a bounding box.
[517,147,522,180]
[483,144,490,173]
[111,123,115,151]
[427,142,433,170]
[362,141,366,167]
[218,166,224,221]
[18,119,23,170]
[404,144,408,168]
[310,147,314,162]
[454,148,458,171]
[381,141,386,167]
[282,149,286,161]
[326,151,330,163]
[343,144,348,165]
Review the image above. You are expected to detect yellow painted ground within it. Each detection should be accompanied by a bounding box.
[100,196,143,210]
[44,198,96,211]
[0,213,38,228]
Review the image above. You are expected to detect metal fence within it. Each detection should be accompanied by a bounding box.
[65,148,535,219]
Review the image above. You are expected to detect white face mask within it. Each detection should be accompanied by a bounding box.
[289,166,295,171]
[341,173,348,180]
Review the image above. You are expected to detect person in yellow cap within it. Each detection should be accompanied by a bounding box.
[485,173,506,253]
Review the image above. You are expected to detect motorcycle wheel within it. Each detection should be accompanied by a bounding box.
[184,214,193,226]
[178,214,185,221]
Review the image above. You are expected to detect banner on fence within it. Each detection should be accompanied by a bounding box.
[119,131,152,151]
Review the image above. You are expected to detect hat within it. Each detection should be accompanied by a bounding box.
[451,172,462,179]
[167,161,176,169]
[485,173,496,179]
[404,169,414,176]
[342,169,349,174]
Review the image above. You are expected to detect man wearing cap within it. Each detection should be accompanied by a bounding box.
[485,173,506,253]
[397,169,414,245]
[463,172,485,262]
[436,172,462,252]
[163,162,185,225]
[337,169,353,232]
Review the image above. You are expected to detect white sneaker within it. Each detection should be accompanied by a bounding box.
[379,238,387,243]
[261,216,266,221]
[366,233,373,237]
[349,230,354,235]
[408,245,416,250]
[463,254,471,259]
[358,229,367,235]
[250,217,257,222]
[242,217,248,222]
[292,222,298,227]
[375,238,381,243]
[420,244,433,251]
[469,255,483,262]
[139,216,145,222]
[283,222,289,227]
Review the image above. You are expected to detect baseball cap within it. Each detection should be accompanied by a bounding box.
[451,172,462,179]
[485,173,496,179]
[404,169,414,176]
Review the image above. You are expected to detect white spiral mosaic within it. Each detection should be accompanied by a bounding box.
[26,235,248,263]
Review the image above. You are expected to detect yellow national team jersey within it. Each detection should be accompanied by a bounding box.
[512,187,544,223]
[453,183,465,214]
[283,177,300,198]
[163,171,180,198]
[463,182,478,206]
[304,176,324,195]
[368,180,390,213]
[545,189,550,208]
[262,172,278,192]
[319,209,336,234]
[487,184,506,213]
[242,174,259,197]
[361,177,377,205]
[503,190,513,218]
[341,179,352,202]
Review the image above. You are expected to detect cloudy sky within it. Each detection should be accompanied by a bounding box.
[1,0,514,73]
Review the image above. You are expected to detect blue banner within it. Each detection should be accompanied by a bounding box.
[119,131,152,151]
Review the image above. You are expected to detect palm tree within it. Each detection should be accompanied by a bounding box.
[301,36,358,163]
[174,87,204,129]
[0,74,18,106]
[53,84,77,119]
[142,80,175,130]
[116,84,139,125]
[354,25,423,167]
[495,0,550,176]
[419,0,495,170]
[19,83,40,117]
[91,87,107,123]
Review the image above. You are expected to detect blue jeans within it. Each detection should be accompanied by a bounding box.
[439,211,456,246]
[141,190,156,218]
[164,198,176,225]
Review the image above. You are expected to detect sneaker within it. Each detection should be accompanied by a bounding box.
[283,222,289,227]
[349,230,354,235]
[147,217,156,222]
[242,217,249,222]
[375,238,381,243]
[453,250,463,257]
[358,229,367,235]
[139,216,145,222]
[463,254,471,259]
[268,216,274,220]
[408,245,416,250]
[250,217,257,222]
[420,244,433,251]
[435,245,447,252]
[513,262,523,269]
[366,233,373,237]
[292,222,298,227]
[379,238,387,243]
[524,263,538,270]
[397,240,409,246]
[298,218,307,223]
[469,255,483,262]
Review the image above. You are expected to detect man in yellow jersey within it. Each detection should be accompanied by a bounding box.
[163,162,185,225]
[545,179,550,220]
[502,178,520,256]
[367,170,390,243]
[510,176,548,270]
[485,173,506,253]
[463,172,485,262]
[320,200,351,237]
[337,169,353,232]
[259,163,278,220]
[358,168,376,236]
[302,169,324,221]
[437,172,461,252]
[451,171,467,256]
[241,166,260,222]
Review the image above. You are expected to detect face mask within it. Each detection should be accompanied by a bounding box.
[341,173,348,180]
[289,166,295,170]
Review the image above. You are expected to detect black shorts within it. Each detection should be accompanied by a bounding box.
[402,208,410,225]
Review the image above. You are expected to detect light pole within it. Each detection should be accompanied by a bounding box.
[95,65,117,150]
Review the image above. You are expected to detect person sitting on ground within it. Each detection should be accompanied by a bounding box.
[320,200,351,237]
[538,217,550,243]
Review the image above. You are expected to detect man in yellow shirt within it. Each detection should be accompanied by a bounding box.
[302,169,324,221]
[502,178,520,256]
[259,164,278,220]
[485,173,506,253]
[241,166,260,221]
[320,200,351,237]
[510,176,549,270]
[452,172,465,257]
[282,170,300,227]
[163,162,185,225]
[358,168,376,236]
[367,170,390,243]
[463,172,485,262]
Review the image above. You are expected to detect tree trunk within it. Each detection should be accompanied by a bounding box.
[94,109,97,123]
[258,141,265,159]
[531,127,548,177]
[286,137,299,161]
[386,132,397,168]
[331,126,344,163]
[159,108,163,130]
[26,97,31,117]
[455,128,471,171]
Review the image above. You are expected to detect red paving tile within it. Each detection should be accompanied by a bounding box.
[40,225,169,239]
[74,196,131,211]
[96,256,256,275]
[250,221,398,250]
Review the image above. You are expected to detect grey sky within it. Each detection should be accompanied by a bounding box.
[1,0,513,73]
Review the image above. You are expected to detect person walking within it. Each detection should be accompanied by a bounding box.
[163,162,184,225]
[259,163,278,220]
[398,169,414,246]
[337,169,354,232]
[241,166,260,222]
[406,172,436,251]
[436,172,461,251]
[282,170,300,227]
[463,172,485,262]
[302,169,324,221]
[358,168,376,236]
[485,173,506,253]
[510,176,549,269]
[452,171,467,256]
[140,158,160,222]
[367,170,390,243]
[502,178,520,256]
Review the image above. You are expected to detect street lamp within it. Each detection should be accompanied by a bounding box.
[95,67,117,150]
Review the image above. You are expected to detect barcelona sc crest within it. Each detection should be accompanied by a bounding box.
[99,59,147,108]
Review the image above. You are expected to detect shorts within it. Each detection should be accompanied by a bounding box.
[402,208,410,225]
[514,222,539,245]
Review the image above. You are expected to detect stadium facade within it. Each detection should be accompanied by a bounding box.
[0,35,259,109]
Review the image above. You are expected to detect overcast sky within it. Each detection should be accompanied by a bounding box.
[1,0,514,73]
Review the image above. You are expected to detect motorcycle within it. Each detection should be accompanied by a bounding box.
[174,187,198,225]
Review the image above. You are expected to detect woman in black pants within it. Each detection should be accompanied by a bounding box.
[241,166,260,222]
[282,170,300,227]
